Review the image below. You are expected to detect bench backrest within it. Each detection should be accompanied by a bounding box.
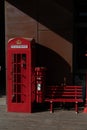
[45,85,83,99]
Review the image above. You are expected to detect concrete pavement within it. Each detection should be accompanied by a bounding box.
[0,96,87,130]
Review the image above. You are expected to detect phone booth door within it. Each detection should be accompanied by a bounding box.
[7,38,34,113]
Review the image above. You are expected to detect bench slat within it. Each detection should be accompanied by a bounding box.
[45,98,83,102]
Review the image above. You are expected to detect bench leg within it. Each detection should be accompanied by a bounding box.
[75,102,78,114]
[50,101,53,113]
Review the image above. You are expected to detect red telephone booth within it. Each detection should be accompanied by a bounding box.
[6,37,36,113]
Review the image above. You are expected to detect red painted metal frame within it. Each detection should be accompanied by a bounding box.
[7,37,35,113]
[84,73,87,113]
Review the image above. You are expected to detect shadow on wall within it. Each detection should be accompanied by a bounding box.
[35,43,73,85]
[6,0,73,42]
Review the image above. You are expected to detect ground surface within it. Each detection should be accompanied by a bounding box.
[0,96,87,130]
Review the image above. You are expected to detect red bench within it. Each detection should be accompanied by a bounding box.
[45,85,83,113]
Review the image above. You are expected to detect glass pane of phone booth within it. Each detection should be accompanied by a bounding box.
[12,54,26,103]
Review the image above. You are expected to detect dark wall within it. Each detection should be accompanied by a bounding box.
[74,0,87,72]
[0,0,5,94]
[35,43,72,85]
